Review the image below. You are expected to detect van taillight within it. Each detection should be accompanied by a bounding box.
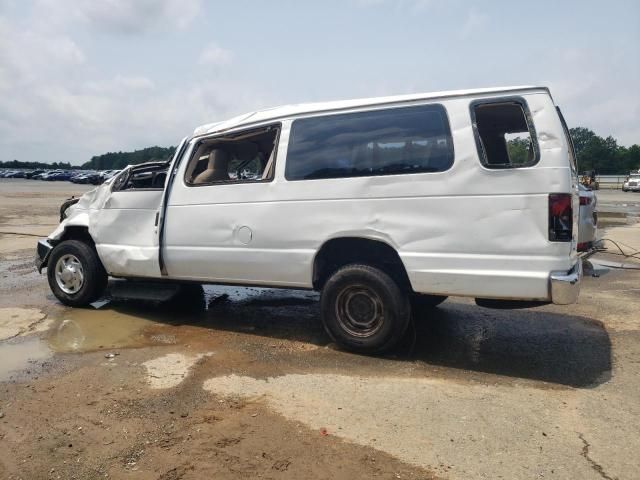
[549,193,572,241]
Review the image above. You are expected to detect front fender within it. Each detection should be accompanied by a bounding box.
[48,211,91,242]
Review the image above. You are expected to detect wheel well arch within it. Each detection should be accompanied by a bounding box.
[312,237,411,291]
[58,226,95,247]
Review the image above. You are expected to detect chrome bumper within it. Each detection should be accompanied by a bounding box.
[35,239,53,273]
[550,261,582,305]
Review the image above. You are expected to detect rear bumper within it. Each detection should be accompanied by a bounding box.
[550,261,582,305]
[35,239,53,273]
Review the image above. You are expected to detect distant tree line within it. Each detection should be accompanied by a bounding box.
[0,160,80,170]
[0,146,175,171]
[80,146,176,170]
[2,129,639,174]
[569,127,640,175]
[506,128,639,174]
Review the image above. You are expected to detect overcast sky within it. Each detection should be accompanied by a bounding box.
[1,0,638,165]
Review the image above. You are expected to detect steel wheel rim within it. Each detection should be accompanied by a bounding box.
[54,254,85,294]
[335,284,384,338]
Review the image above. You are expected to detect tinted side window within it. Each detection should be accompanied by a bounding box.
[285,104,453,181]
[471,98,539,169]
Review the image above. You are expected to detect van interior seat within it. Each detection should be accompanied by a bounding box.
[193,149,230,184]
[152,171,167,188]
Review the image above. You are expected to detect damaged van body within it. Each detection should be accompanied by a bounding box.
[36,86,582,354]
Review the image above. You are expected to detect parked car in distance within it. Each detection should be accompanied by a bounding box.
[95,170,120,183]
[46,171,73,181]
[87,172,104,185]
[39,170,61,180]
[622,171,640,192]
[70,172,89,183]
[37,85,582,355]
[578,184,597,252]
[26,169,45,179]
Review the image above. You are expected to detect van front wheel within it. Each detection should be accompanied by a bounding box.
[320,264,411,354]
[47,240,108,307]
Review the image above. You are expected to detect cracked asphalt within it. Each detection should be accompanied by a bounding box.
[0,180,639,479]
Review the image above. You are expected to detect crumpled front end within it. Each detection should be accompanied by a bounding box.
[35,174,123,272]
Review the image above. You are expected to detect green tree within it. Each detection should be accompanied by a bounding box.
[506,137,530,164]
[568,128,640,174]
[568,127,597,159]
[80,146,175,170]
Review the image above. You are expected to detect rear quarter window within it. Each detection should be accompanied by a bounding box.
[285,104,454,181]
[470,97,539,169]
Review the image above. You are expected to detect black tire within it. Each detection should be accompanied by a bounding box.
[320,264,411,354]
[47,240,108,307]
[411,294,448,319]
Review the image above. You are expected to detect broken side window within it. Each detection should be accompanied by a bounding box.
[111,162,170,191]
[471,99,539,169]
[185,125,279,186]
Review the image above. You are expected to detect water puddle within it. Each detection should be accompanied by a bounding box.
[43,285,247,353]
[47,308,161,353]
[0,336,52,382]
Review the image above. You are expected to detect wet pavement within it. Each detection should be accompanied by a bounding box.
[1,181,639,479]
[0,336,52,382]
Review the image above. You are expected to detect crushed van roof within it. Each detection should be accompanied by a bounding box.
[193,85,547,136]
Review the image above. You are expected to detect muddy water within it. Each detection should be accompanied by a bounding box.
[47,308,165,352]
[45,285,317,353]
[0,284,322,384]
[0,336,51,381]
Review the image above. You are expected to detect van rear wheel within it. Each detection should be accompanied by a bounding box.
[320,264,411,354]
[47,240,107,307]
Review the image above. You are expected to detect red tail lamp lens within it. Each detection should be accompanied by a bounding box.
[549,193,572,241]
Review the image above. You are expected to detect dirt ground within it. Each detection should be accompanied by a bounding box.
[1,179,639,480]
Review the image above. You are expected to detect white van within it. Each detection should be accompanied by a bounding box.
[36,86,581,353]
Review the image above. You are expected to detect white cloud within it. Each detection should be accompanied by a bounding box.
[113,75,155,90]
[460,8,489,39]
[0,6,269,164]
[0,2,636,166]
[0,18,84,84]
[541,47,640,146]
[84,75,156,94]
[198,42,233,66]
[33,0,202,34]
